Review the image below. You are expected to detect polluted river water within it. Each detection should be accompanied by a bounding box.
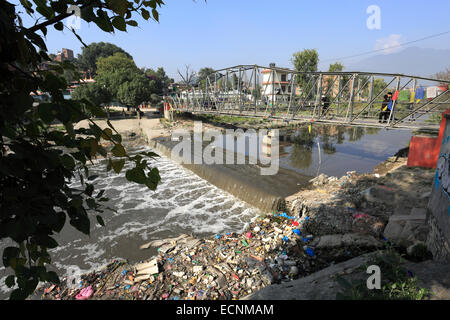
[0,147,261,299]
[0,124,414,299]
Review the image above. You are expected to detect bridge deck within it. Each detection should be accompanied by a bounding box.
[179,109,440,131]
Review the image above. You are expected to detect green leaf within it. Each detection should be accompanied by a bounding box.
[89,124,103,139]
[38,103,55,124]
[97,145,107,157]
[112,16,127,31]
[85,184,94,197]
[152,8,159,21]
[36,236,58,249]
[89,138,98,157]
[101,128,113,140]
[96,190,105,199]
[10,288,27,300]
[145,151,159,158]
[46,271,60,284]
[5,275,15,288]
[125,167,146,184]
[141,8,150,20]
[54,21,64,31]
[54,212,66,233]
[107,0,129,16]
[61,154,75,170]
[106,158,113,172]
[126,20,138,27]
[70,215,90,235]
[112,134,122,143]
[96,215,105,227]
[111,144,126,157]
[3,247,20,268]
[86,198,96,209]
[95,16,114,33]
[35,3,54,19]
[107,120,119,134]
[111,159,125,173]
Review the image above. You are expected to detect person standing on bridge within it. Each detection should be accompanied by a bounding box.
[321,95,330,116]
[379,94,390,123]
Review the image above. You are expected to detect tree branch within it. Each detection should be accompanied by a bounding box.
[25,2,96,33]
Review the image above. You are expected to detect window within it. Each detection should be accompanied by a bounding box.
[281,74,287,82]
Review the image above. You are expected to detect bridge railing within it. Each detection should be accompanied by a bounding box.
[167,65,450,129]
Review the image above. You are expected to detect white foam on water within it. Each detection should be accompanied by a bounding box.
[0,146,262,299]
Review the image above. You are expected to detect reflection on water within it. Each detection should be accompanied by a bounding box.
[280,125,412,177]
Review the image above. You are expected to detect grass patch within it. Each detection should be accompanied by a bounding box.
[336,246,429,300]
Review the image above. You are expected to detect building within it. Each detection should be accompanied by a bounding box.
[54,48,74,62]
[65,73,96,99]
[261,63,292,102]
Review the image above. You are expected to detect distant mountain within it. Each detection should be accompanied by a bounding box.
[341,47,450,78]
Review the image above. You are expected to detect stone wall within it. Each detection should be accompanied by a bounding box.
[427,114,450,261]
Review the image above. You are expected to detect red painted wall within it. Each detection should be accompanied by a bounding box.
[407,109,450,168]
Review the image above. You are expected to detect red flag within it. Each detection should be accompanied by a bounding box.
[392,90,399,101]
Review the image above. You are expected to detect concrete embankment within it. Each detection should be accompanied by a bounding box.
[138,118,311,212]
[74,117,311,212]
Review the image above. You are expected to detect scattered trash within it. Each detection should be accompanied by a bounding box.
[305,247,315,257]
[39,165,398,301]
[75,286,93,300]
[39,212,331,301]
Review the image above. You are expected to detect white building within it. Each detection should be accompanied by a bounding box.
[261,63,291,102]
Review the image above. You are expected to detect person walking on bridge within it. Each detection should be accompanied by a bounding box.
[379,94,390,123]
[321,95,330,116]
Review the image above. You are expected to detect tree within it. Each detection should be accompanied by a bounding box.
[96,52,153,107]
[328,62,344,73]
[373,78,388,97]
[197,67,215,90]
[177,64,197,88]
[197,67,215,82]
[232,73,239,89]
[291,49,319,96]
[117,75,152,107]
[435,68,450,85]
[77,42,133,74]
[144,67,173,95]
[325,62,344,95]
[0,0,164,300]
[71,82,110,109]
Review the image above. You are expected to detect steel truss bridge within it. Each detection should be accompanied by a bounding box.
[166,64,450,130]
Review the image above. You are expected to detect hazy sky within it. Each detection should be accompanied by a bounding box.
[15,0,450,80]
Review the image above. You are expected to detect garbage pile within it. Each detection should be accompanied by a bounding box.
[40,206,385,301]
[287,172,389,238]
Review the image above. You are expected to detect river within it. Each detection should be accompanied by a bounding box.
[0,124,414,299]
